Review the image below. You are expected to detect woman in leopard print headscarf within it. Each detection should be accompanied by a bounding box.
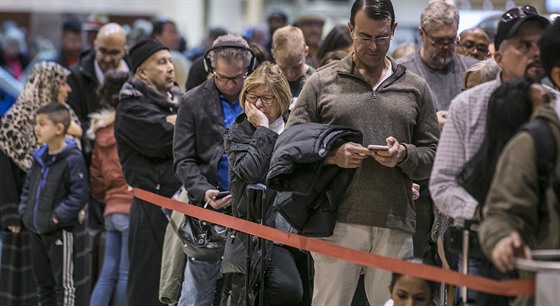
[0,61,82,171]
[0,61,84,306]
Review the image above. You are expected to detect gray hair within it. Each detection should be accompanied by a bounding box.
[420,1,459,33]
[497,38,514,53]
[464,59,501,85]
[208,34,252,72]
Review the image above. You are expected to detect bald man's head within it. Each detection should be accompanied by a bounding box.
[94,23,127,73]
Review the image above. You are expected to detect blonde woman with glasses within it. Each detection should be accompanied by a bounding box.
[223,62,304,306]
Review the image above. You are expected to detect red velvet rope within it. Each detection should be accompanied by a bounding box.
[134,188,535,297]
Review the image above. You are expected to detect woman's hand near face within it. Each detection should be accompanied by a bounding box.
[245,101,269,128]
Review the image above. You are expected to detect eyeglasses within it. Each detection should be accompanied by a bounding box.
[459,40,489,54]
[501,5,538,23]
[244,93,275,105]
[421,27,458,49]
[213,73,247,85]
[96,48,124,58]
[353,35,392,47]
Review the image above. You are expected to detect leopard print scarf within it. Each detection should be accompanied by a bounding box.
[0,61,71,171]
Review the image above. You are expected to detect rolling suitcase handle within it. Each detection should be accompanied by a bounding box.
[461,228,469,305]
[246,183,267,306]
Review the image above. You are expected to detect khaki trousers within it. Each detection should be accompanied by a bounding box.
[311,222,413,306]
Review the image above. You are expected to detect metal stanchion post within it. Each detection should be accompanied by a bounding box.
[462,229,470,305]
[515,250,560,306]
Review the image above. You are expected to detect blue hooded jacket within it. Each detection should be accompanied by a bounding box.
[19,139,89,234]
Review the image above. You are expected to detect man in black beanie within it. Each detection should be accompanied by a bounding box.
[114,38,182,306]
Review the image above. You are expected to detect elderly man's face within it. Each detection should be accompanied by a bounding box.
[496,21,545,82]
[138,49,175,95]
[420,23,458,68]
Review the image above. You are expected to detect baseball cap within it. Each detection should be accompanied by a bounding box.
[494,5,550,50]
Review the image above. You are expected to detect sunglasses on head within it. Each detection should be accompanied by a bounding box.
[501,5,539,23]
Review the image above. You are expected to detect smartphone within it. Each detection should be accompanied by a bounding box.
[214,191,230,200]
[368,145,389,151]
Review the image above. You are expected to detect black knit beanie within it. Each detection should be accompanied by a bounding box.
[128,38,168,73]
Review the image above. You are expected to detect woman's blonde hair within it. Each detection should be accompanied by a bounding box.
[239,61,291,117]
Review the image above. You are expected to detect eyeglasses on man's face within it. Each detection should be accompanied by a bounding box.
[421,26,458,49]
[501,5,539,23]
[213,72,247,85]
[459,40,489,54]
[96,48,124,58]
[353,34,392,47]
[244,93,275,105]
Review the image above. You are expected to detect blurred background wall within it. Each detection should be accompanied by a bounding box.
[0,0,556,52]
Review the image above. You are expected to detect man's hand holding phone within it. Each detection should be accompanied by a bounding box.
[367,145,389,151]
[324,142,370,168]
[204,189,232,209]
[370,137,407,167]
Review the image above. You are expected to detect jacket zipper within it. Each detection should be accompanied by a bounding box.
[33,166,49,233]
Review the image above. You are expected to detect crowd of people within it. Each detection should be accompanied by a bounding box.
[0,0,559,306]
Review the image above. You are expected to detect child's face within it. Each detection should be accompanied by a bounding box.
[390,275,433,306]
[35,114,62,145]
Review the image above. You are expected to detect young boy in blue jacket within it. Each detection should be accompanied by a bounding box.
[19,103,89,306]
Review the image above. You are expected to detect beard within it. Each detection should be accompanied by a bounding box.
[431,52,453,67]
[525,61,546,82]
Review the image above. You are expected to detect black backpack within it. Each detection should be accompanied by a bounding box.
[520,117,560,215]
[448,117,560,261]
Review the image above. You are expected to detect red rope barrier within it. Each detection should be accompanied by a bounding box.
[134,188,535,297]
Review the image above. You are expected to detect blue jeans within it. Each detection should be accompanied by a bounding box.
[178,257,222,306]
[90,214,130,306]
[456,256,513,306]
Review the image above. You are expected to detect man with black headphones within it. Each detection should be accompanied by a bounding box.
[173,34,255,306]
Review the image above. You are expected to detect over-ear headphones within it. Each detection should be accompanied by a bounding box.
[203,41,257,75]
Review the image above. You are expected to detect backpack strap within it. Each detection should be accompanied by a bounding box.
[520,118,560,214]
